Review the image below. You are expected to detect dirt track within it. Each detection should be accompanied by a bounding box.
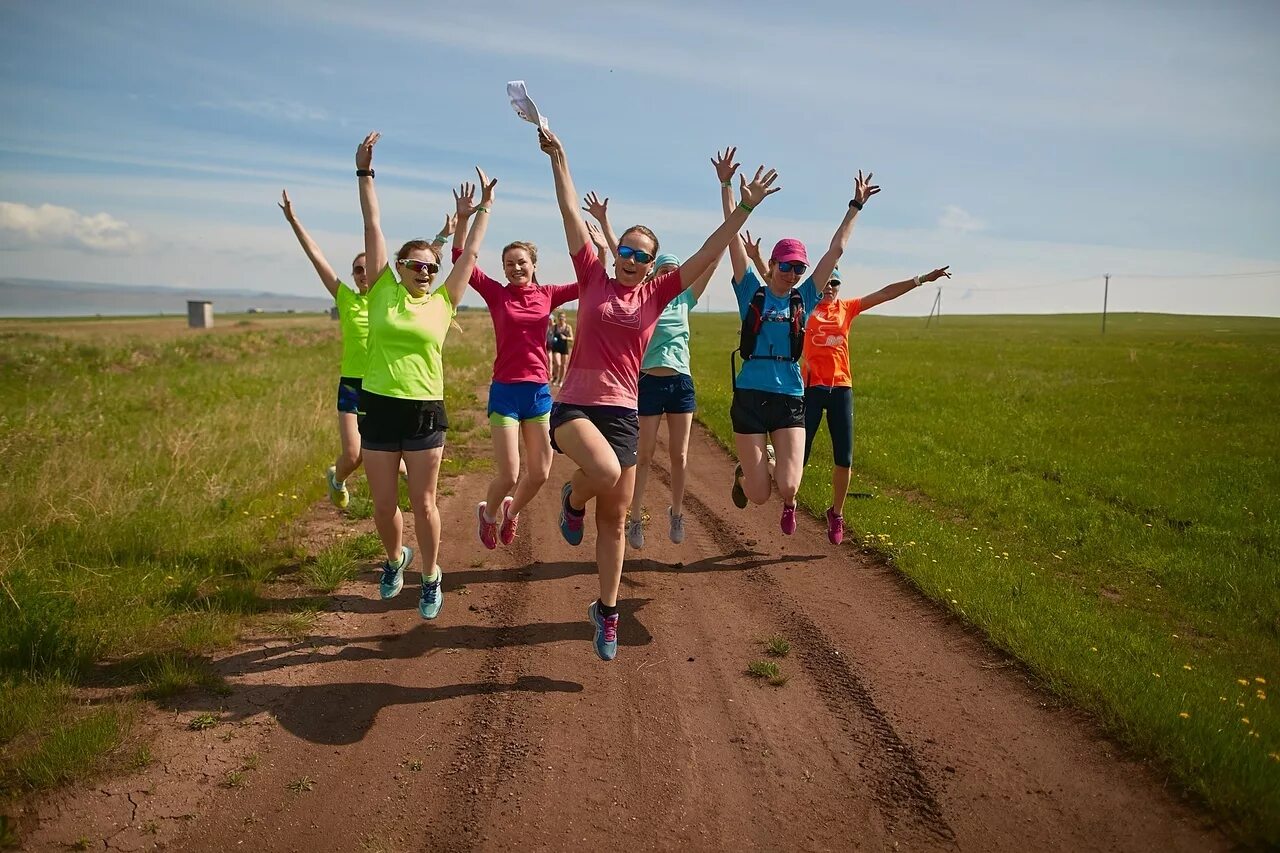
[23,422,1227,851]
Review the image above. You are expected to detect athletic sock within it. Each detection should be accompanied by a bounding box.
[564,489,585,518]
[598,600,618,618]
[483,508,498,523]
[424,566,440,582]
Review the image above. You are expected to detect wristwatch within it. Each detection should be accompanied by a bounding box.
[356,169,375,178]
[849,198,863,210]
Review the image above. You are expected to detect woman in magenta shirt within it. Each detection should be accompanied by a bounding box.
[451,179,580,552]
[537,126,780,661]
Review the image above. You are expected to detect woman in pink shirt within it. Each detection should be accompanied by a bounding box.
[537,127,780,661]
[450,179,581,551]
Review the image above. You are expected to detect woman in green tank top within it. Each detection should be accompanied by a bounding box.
[355,131,497,621]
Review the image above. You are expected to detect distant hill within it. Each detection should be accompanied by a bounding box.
[0,277,332,317]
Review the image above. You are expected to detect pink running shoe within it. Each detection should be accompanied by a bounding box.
[781,503,797,535]
[498,496,518,546]
[476,502,498,550]
[825,507,845,545]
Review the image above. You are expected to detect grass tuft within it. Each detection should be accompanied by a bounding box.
[186,713,218,732]
[763,636,791,658]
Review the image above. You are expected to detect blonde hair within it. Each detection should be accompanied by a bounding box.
[620,225,659,256]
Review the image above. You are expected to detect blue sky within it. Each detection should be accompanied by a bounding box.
[1,0,1278,315]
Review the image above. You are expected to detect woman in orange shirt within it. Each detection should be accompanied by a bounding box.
[800,264,950,543]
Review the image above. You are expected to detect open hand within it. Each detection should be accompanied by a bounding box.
[440,213,457,240]
[738,166,781,210]
[853,169,880,207]
[453,180,477,218]
[582,191,608,223]
[712,146,740,184]
[476,167,498,206]
[741,229,763,263]
[356,132,379,170]
[278,189,295,221]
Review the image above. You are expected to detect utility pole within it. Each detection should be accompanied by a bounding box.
[925,288,942,327]
[1102,273,1110,334]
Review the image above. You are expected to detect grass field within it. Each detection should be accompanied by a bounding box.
[691,310,1280,842]
[0,312,493,808]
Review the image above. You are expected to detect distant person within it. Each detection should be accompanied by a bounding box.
[579,150,730,549]
[538,125,779,661]
[800,263,951,543]
[725,167,880,535]
[549,311,573,386]
[355,131,495,619]
[279,190,442,505]
[449,180,578,552]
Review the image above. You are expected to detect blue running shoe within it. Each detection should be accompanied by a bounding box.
[380,546,412,599]
[419,568,443,620]
[587,600,618,661]
[559,482,584,546]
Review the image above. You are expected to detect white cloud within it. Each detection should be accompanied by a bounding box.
[0,201,144,253]
[938,205,986,234]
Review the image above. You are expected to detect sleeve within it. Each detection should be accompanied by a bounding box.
[570,242,604,287]
[549,283,580,309]
[732,268,760,319]
[650,267,686,306]
[682,287,698,309]
[842,297,863,332]
[370,265,396,295]
[451,248,502,305]
[334,282,351,309]
[799,275,821,312]
[435,284,458,318]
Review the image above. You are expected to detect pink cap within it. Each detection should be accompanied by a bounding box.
[770,238,807,264]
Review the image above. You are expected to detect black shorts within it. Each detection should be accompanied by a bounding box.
[730,387,805,435]
[337,376,362,414]
[637,372,696,416]
[549,402,640,468]
[358,389,448,452]
[550,340,569,355]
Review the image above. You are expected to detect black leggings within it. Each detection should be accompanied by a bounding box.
[803,385,854,468]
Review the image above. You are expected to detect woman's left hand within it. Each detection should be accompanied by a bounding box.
[921,266,951,284]
[853,169,881,207]
[477,167,498,206]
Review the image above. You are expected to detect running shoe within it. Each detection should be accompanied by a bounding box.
[731,464,747,509]
[780,504,797,536]
[326,465,349,509]
[826,507,845,545]
[498,496,518,546]
[626,517,644,550]
[559,482,584,546]
[766,444,776,482]
[476,501,498,550]
[380,546,412,599]
[419,568,443,620]
[668,507,685,544]
[587,600,619,661]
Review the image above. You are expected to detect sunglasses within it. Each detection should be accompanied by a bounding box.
[352,264,365,274]
[618,245,655,265]
[777,261,807,275]
[397,259,439,275]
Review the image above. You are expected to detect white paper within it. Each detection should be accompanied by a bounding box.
[506,80,548,130]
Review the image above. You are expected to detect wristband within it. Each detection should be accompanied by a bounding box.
[432,233,448,244]
[356,169,375,178]
[475,205,490,214]
[849,198,863,210]
[737,201,755,213]
[721,180,732,188]
[913,275,922,287]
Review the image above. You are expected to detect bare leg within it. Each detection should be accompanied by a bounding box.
[484,424,520,516]
[832,465,852,517]
[770,426,807,506]
[595,467,637,606]
[363,448,403,561]
[734,433,772,505]
[554,418,623,510]
[665,412,694,516]
[509,420,553,515]
[403,447,444,575]
[335,412,362,482]
[628,415,661,521]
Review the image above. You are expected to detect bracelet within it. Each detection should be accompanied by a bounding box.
[721,180,732,188]
[737,201,755,213]
[849,198,863,210]
[913,275,922,287]
[475,205,490,214]
[432,233,448,244]
[356,169,375,178]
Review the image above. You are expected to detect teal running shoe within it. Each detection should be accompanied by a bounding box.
[587,600,618,661]
[380,546,411,599]
[419,568,443,620]
[559,482,584,546]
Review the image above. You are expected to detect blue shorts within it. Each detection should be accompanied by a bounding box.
[487,381,553,427]
[637,372,696,417]
[337,377,362,414]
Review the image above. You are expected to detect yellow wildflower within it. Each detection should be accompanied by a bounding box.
[1241,718,1250,725]
[1257,690,1267,701]
[1183,664,1193,671]
[1238,679,1250,686]
[1090,647,1098,653]
[1256,677,1267,685]
[1178,712,1189,719]
[1153,672,1162,678]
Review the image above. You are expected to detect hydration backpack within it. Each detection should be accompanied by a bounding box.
[738,285,805,362]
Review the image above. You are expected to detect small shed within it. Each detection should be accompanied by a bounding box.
[187,300,213,329]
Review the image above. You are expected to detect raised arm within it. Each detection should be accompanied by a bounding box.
[443,167,497,307]
[741,229,770,280]
[586,222,612,267]
[860,266,951,311]
[279,189,339,297]
[678,165,781,287]
[713,147,747,282]
[451,178,478,255]
[356,132,388,277]
[810,170,880,288]
[538,128,591,255]
[582,192,619,260]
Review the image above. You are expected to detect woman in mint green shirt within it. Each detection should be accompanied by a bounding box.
[356,131,495,621]
[581,157,728,550]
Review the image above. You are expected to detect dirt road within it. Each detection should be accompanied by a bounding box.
[23,422,1226,851]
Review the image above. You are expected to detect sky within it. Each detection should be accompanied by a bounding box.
[1,0,1278,316]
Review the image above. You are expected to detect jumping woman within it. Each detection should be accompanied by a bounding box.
[725,161,879,535]
[450,181,579,551]
[539,127,779,660]
[801,264,951,543]
[580,159,729,548]
[356,131,495,618]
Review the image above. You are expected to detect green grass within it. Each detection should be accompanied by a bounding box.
[692,311,1280,842]
[0,313,495,807]
[746,660,788,687]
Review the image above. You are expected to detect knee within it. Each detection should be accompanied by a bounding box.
[494,471,519,493]
[526,463,550,487]
[590,462,623,491]
[414,494,438,520]
[669,447,688,471]
[373,499,399,521]
[596,497,628,527]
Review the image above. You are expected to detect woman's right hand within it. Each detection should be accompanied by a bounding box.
[356,131,379,170]
[278,189,295,222]
[581,191,608,223]
[712,146,740,185]
[586,221,610,260]
[741,229,764,264]
[538,127,565,160]
[454,180,477,219]
[739,166,781,209]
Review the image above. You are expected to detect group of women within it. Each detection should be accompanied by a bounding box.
[282,126,947,662]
